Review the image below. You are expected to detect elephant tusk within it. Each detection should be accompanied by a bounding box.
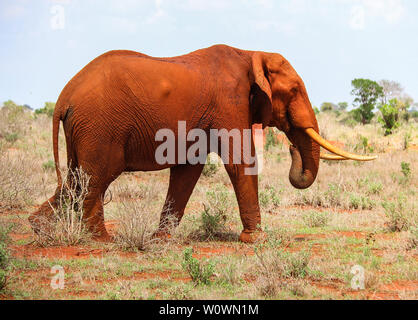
[305,128,377,162]
[320,153,349,161]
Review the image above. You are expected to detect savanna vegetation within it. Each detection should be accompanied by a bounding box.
[0,78,417,300]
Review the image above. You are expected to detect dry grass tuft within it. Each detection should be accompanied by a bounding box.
[112,183,176,251]
[33,167,92,246]
[253,239,311,297]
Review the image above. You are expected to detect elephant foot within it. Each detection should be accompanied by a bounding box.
[90,225,113,242]
[239,230,267,244]
[93,232,114,243]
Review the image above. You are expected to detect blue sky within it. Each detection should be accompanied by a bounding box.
[1,0,417,110]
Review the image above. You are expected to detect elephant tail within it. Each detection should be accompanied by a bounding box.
[52,104,63,188]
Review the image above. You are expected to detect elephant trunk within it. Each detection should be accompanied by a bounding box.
[287,127,320,190]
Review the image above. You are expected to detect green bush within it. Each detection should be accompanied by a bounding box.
[181,248,215,285]
[320,102,335,113]
[324,183,343,207]
[407,227,418,250]
[4,133,18,143]
[378,99,400,135]
[193,185,234,241]
[349,194,375,210]
[202,156,219,177]
[0,100,31,144]
[403,131,412,150]
[265,128,280,152]
[200,204,226,240]
[353,135,374,154]
[259,186,281,211]
[401,162,411,179]
[367,182,383,195]
[42,160,55,171]
[0,224,12,292]
[35,102,55,117]
[382,197,412,232]
[394,162,412,185]
[303,211,330,228]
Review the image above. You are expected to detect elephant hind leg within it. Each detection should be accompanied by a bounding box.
[76,144,126,241]
[82,190,110,240]
[28,194,58,234]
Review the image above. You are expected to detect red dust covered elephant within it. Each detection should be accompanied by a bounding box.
[29,45,376,243]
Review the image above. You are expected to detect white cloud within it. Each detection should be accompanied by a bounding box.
[145,0,169,25]
[254,20,296,37]
[349,5,366,30]
[109,16,138,33]
[344,0,406,30]
[183,0,229,11]
[361,0,405,24]
[254,0,274,9]
[284,0,310,13]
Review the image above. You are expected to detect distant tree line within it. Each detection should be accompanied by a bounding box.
[315,79,417,135]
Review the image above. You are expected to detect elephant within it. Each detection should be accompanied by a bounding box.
[29,44,376,243]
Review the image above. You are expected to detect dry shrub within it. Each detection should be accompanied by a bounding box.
[0,104,32,144]
[34,167,92,246]
[111,175,160,202]
[303,211,331,228]
[113,184,176,251]
[0,220,12,292]
[253,243,310,297]
[406,227,418,251]
[382,196,416,233]
[0,152,35,212]
[217,258,245,285]
[364,271,381,291]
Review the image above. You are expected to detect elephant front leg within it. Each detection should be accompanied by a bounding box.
[154,163,205,239]
[224,163,263,243]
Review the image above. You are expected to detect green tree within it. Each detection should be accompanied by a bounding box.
[35,102,55,117]
[351,79,383,124]
[337,102,348,111]
[320,102,336,112]
[378,99,401,135]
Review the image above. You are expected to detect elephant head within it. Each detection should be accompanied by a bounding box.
[249,52,376,189]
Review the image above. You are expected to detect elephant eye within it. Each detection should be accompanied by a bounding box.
[290,87,298,96]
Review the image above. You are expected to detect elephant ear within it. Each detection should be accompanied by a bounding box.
[250,52,273,128]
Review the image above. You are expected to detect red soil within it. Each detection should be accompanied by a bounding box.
[284,204,361,214]
[11,244,108,260]
[192,246,254,259]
